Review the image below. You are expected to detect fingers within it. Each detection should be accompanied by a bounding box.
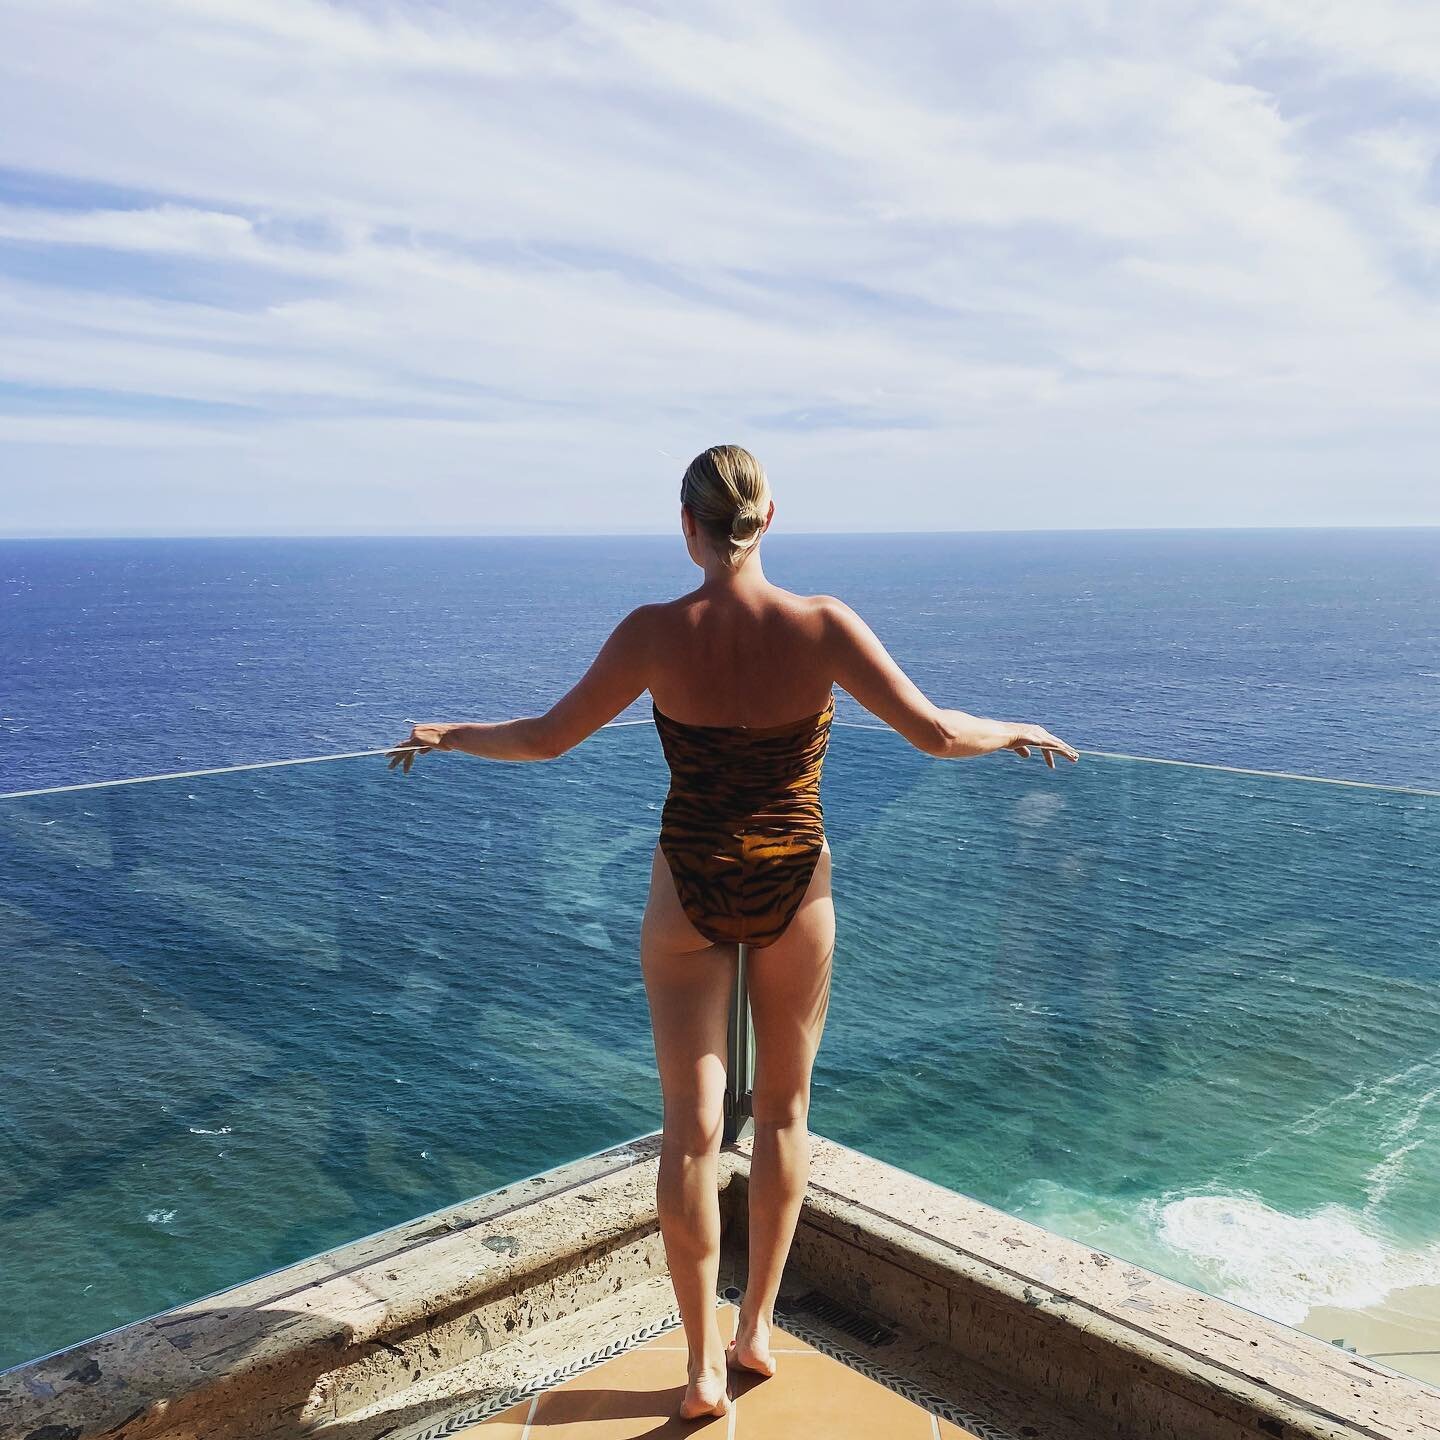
[1028,727,1079,765]
[385,741,431,773]
[1010,730,1080,766]
[1043,729,1077,763]
[1038,743,1078,765]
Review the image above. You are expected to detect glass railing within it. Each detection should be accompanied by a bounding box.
[0,723,666,1372]
[817,721,1440,1388]
[5,714,1437,1390]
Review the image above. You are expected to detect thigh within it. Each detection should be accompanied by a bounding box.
[745,840,835,1119]
[641,844,737,1142]
[642,841,716,955]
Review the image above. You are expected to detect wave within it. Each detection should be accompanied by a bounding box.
[1363,1082,1439,1211]
[1019,1179,1440,1326]
[1151,1192,1440,1324]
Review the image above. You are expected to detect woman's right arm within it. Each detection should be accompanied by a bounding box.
[821,596,1079,768]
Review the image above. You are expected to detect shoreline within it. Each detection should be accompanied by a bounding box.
[1296,1282,1440,1389]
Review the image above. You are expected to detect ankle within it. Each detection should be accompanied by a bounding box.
[691,1327,728,1371]
[690,1349,727,1377]
[736,1301,773,1334]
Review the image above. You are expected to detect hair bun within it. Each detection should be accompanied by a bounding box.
[731,504,765,539]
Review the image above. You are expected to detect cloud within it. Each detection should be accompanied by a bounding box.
[0,0,1437,535]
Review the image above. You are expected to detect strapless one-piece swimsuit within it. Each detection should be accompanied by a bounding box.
[652,692,835,948]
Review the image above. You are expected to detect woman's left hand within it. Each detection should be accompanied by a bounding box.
[386,723,451,773]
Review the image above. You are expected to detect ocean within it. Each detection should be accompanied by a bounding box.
[1,529,1437,1374]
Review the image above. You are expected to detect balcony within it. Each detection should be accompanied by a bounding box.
[1,718,1436,1438]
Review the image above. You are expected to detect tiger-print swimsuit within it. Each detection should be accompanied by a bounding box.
[652,691,835,948]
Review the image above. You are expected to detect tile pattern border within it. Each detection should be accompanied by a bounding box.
[389,1298,1026,1440]
[387,1308,688,1440]
[771,1305,1023,1440]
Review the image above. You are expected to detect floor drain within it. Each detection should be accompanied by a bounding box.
[779,1289,896,1347]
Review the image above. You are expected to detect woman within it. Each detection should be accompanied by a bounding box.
[387,444,1078,1421]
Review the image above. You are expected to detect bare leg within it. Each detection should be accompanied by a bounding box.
[732,842,835,1375]
[640,844,736,1420]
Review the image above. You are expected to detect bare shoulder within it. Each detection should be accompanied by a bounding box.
[637,594,691,640]
[808,592,849,616]
[800,591,841,609]
[808,592,865,643]
[625,600,665,625]
[598,603,666,669]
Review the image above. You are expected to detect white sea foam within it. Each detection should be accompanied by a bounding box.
[187,1125,232,1135]
[146,1208,177,1225]
[1364,1139,1426,1211]
[1149,1192,1440,1324]
[1363,1083,1438,1210]
[1021,1179,1440,1327]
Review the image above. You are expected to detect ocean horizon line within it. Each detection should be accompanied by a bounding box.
[3,523,1439,543]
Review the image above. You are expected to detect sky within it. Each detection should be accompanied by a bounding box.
[1,0,1438,538]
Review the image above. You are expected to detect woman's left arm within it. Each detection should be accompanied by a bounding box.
[386,607,653,771]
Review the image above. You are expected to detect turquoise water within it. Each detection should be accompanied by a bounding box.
[818,732,1440,1332]
[2,724,1436,1371]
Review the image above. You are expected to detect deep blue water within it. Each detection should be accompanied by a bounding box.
[3,529,1438,795]
[1,530,1438,1376]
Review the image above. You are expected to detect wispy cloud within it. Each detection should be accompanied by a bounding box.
[1,0,1437,535]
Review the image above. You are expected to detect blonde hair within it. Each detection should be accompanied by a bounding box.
[679,444,771,569]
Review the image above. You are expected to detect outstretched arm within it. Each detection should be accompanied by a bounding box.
[386,607,652,770]
[821,596,1078,767]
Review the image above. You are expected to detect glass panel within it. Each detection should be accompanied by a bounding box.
[817,723,1440,1388]
[0,723,664,1371]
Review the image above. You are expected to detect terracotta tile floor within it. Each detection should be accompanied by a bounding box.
[459,1303,979,1438]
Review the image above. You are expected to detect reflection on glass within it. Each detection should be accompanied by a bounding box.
[0,729,663,1370]
[816,725,1440,1388]
[5,718,1436,1391]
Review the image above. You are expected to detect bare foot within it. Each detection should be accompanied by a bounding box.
[678,1361,731,1420]
[727,1313,778,1378]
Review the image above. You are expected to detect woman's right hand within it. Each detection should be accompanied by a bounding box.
[1005,724,1079,768]
[386,723,452,773]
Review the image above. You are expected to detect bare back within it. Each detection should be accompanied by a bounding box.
[646,584,834,728]
[531,569,1052,763]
